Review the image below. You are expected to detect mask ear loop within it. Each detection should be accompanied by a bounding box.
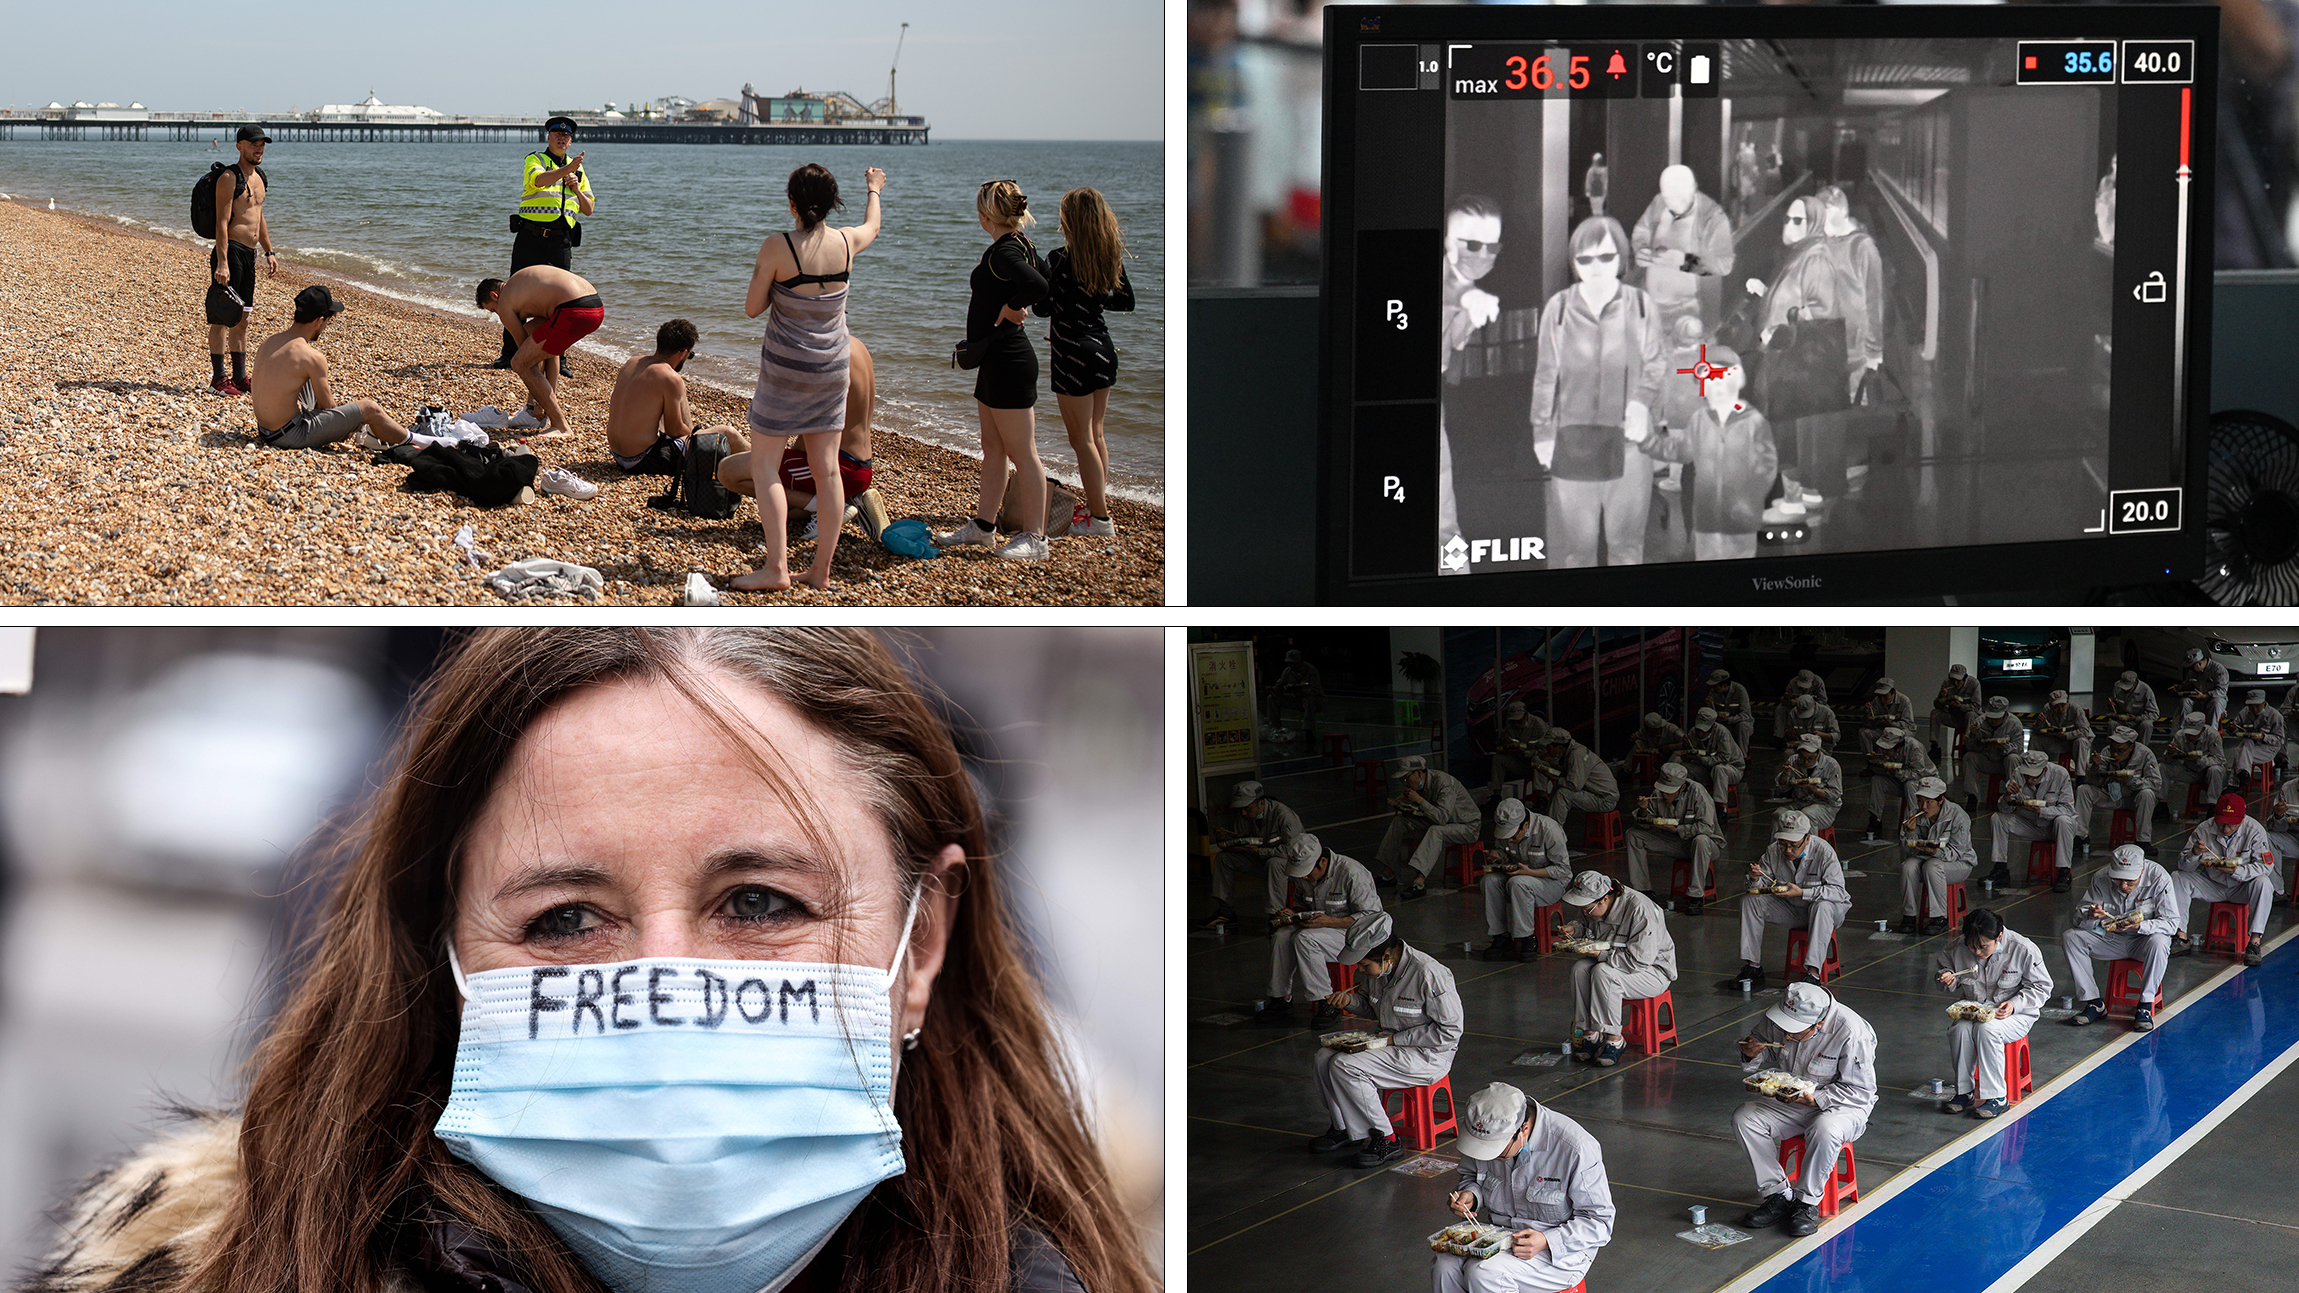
[446,942,474,1002]
[889,881,926,1051]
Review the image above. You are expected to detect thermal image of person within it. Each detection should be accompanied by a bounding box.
[1632,344,1776,560]
[1632,164,1734,337]
[1438,194,1506,574]
[1529,215,1665,569]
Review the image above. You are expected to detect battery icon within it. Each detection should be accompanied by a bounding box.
[1690,53,1711,84]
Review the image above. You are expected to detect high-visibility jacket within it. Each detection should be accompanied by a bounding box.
[516,150,592,227]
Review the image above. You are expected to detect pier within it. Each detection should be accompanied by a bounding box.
[0,114,929,145]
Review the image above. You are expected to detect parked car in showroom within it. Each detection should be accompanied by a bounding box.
[1979,629,2065,687]
[2096,627,2299,693]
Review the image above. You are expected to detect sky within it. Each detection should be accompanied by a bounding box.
[0,0,1163,140]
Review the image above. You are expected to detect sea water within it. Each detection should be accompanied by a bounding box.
[0,137,1163,503]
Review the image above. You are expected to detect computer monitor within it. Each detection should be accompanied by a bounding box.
[1317,5,2216,604]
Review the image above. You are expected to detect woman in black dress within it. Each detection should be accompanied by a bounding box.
[937,179,1051,559]
[1036,187,1134,537]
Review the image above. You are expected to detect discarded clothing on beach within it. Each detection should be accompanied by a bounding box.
[374,440,539,507]
[879,519,941,560]
[459,404,546,431]
[407,405,491,448]
[486,557,604,602]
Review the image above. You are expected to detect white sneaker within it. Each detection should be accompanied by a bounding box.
[537,467,598,500]
[994,531,1048,560]
[935,520,997,548]
[1761,501,1807,525]
[507,404,545,430]
[1073,514,1117,538]
[801,504,859,542]
[351,429,386,451]
[1798,486,1826,507]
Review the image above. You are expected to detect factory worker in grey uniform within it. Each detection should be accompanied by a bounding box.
[1527,727,1621,829]
[1778,693,1841,755]
[2171,793,2275,966]
[1857,677,1917,758]
[1899,775,1975,935]
[1774,669,1830,744]
[1991,750,2080,893]
[2160,711,2227,820]
[1706,669,1757,758]
[2169,646,2229,730]
[1488,700,1553,805]
[1930,663,1982,779]
[2262,773,2299,897]
[1959,696,2025,807]
[1722,809,1851,991]
[1253,834,1392,1029]
[2065,844,2180,1031]
[1733,981,1878,1238]
[1267,647,1325,731]
[1624,761,1724,915]
[1771,733,1843,831]
[1437,1082,1615,1293]
[1932,908,2053,1118]
[1305,931,1462,1168]
[2032,688,2093,774]
[1379,753,1482,901]
[1204,780,1304,929]
[1861,725,1936,844]
[2103,670,2159,738]
[2226,689,2285,786]
[1612,712,1688,784]
[1681,706,1746,808]
[2075,724,2161,854]
[1481,797,1573,963]
[1561,870,1678,1067]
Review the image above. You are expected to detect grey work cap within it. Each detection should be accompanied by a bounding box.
[1766,980,1832,1031]
[2110,725,2139,743]
[1283,833,1325,878]
[1795,733,1823,752]
[1654,762,1688,793]
[1773,808,1812,840]
[1709,669,1731,684]
[1504,701,1528,720]
[1985,695,2010,713]
[1912,776,1948,799]
[1949,664,1968,679]
[1875,677,1896,692]
[1494,797,1528,838]
[1695,706,1718,728]
[1395,754,1428,774]
[2049,689,2070,703]
[1229,780,1265,808]
[1562,869,1614,906]
[1455,1082,1532,1160]
[2247,689,2268,703]
[2106,844,2148,879]
[2016,750,2049,773]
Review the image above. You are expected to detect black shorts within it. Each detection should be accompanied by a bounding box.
[613,435,686,475]
[204,241,255,327]
[972,330,1039,410]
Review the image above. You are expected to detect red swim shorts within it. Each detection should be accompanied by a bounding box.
[777,443,873,496]
[530,296,605,355]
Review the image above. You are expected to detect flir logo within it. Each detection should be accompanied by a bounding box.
[1751,575,1824,591]
[1441,535,1544,571]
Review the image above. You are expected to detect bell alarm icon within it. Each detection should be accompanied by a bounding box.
[2134,270,2168,303]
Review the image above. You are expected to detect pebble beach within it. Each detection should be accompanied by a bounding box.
[0,198,1164,606]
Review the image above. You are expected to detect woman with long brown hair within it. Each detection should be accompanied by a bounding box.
[1036,187,1135,537]
[26,628,1156,1293]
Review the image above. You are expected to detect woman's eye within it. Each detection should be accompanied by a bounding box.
[724,886,795,922]
[526,904,597,941]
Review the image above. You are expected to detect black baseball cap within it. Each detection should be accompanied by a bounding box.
[237,125,271,143]
[293,285,346,323]
[545,116,577,135]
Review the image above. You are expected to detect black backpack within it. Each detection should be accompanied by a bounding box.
[645,431,739,519]
[191,162,266,239]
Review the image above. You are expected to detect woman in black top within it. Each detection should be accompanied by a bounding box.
[1035,187,1135,537]
[937,179,1051,558]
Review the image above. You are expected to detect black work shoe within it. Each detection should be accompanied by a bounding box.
[2168,935,2195,959]
[1986,863,2012,885]
[2068,1000,2106,1026]
[2247,936,2265,967]
[1518,939,1540,963]
[2133,1005,2156,1031]
[1685,896,1705,918]
[1305,1126,1358,1153]
[1309,1004,1343,1030]
[1400,882,1428,901]
[1250,999,1295,1027]
[2052,870,2072,894]
[1718,963,1766,992]
[1353,1134,1404,1168]
[1481,936,1518,962]
[1899,915,1922,934]
[558,358,574,378]
[1743,1192,1796,1229]
[1924,917,1950,936]
[1785,1201,1823,1236]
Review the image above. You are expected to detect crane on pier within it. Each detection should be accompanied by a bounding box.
[886,22,909,119]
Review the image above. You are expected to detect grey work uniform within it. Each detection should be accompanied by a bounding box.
[2076,743,2162,844]
[1436,1105,1615,1293]
[1268,662,1324,728]
[2173,816,2278,938]
[1489,714,1554,801]
[1857,692,1917,756]
[1484,815,1573,938]
[1624,781,1723,894]
[1865,739,1937,826]
[1775,675,1832,741]
[1615,721,1687,780]
[1708,682,1757,757]
[1780,703,1842,754]
[1740,836,1852,973]
[1380,768,1484,882]
[2104,680,2160,739]
[1681,722,1747,805]
[2263,777,2299,892]
[1960,713,2026,799]
[1900,800,1977,919]
[1530,741,1621,826]
[1269,852,1392,1002]
[1733,999,1878,1205]
[2160,724,2227,812]
[1212,799,1304,915]
[2172,661,2230,730]
[1991,763,2079,869]
[1931,674,1982,778]
[2063,861,2180,1002]
[2227,703,2286,778]
[2032,703,2093,773]
[1773,754,1844,833]
[1934,927,2053,1100]
[259,382,371,449]
[1572,886,1678,1038]
[1313,943,1461,1140]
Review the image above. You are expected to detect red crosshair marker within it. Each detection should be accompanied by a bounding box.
[1676,344,1727,396]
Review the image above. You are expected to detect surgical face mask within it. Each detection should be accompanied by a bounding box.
[437,894,922,1293]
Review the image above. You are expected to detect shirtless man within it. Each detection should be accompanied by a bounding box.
[604,318,750,474]
[721,335,889,548]
[247,286,410,450]
[475,264,603,438]
[205,126,279,396]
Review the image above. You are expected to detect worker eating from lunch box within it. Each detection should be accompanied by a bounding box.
[1732,980,1878,1238]
[1560,870,1677,1068]
[1304,931,1462,1169]
[2170,793,2275,966]
[1932,908,2053,1119]
[1252,834,1391,1031]
[1434,1081,1615,1293]
[1479,797,1573,964]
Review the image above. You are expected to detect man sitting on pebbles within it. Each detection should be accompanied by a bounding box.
[604,317,750,473]
[247,286,412,451]
[476,264,602,440]
[721,336,888,543]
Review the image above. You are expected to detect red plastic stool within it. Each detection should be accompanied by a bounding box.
[1670,856,1718,903]
[1985,773,2005,812]
[1994,1035,2035,1103]
[1623,989,1680,1054]
[1323,733,1355,766]
[2254,762,2276,795]
[1920,879,1969,927]
[2184,781,2209,818]
[2108,808,2139,847]
[1532,901,1562,955]
[1328,960,1356,994]
[1448,841,1484,889]
[1353,758,1388,809]
[1724,780,1744,819]
[2105,958,2166,1017]
[2056,752,2077,773]
[1631,751,1660,787]
[2027,841,2057,887]
[1778,1136,1860,1218]
[1583,809,1624,851]
[1379,1072,1457,1152]
[1784,929,1843,983]
[1818,826,1837,846]
[2203,901,2249,956]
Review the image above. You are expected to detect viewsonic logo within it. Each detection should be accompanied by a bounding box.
[1751,575,1824,591]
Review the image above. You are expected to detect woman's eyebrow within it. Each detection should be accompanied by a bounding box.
[488,849,838,907]
[699,847,839,884]
[490,863,615,905]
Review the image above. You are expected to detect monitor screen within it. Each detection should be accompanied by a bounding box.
[1317,5,2217,604]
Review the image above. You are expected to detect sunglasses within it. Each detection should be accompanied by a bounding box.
[1785,215,1808,225]
[1573,251,1618,265]
[1456,238,1501,254]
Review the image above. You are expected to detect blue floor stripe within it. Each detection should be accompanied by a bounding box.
[1752,937,2299,1293]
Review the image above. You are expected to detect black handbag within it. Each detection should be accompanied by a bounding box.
[950,336,993,370]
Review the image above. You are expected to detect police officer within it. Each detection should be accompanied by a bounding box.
[1899,776,1975,934]
[501,115,595,376]
[1304,930,1460,1168]
[2160,711,2227,819]
[1438,1083,1615,1293]
[1253,835,1391,1029]
[1624,761,1723,915]
[1480,798,1572,962]
[1732,980,1878,1238]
